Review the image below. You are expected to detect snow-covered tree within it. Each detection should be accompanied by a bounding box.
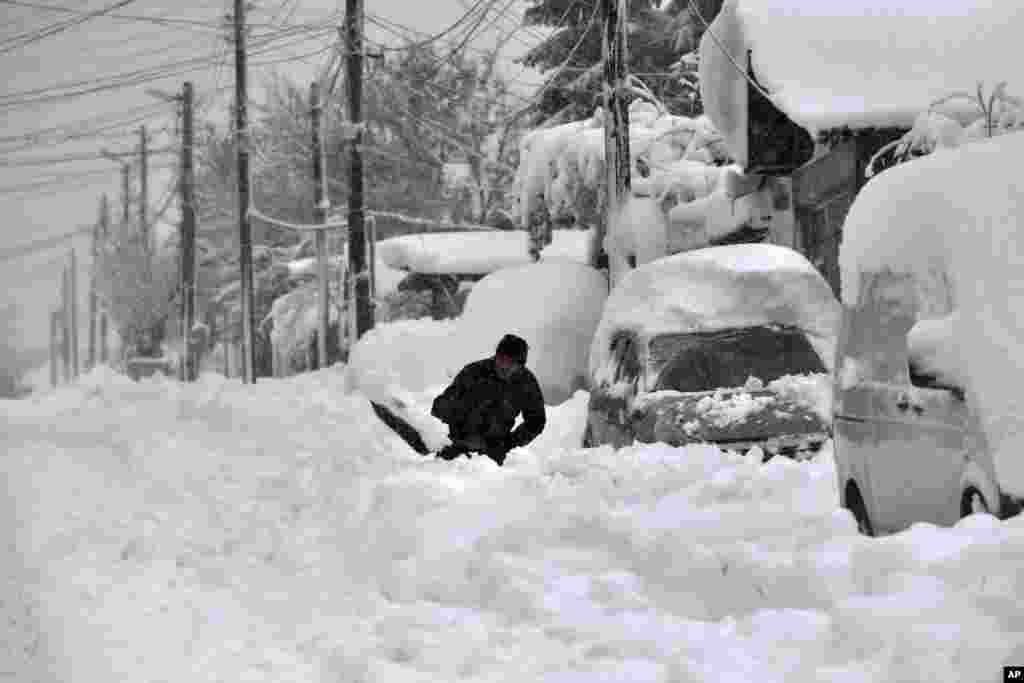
[94,221,177,358]
[517,0,720,125]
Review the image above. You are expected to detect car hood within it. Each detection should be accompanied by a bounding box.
[631,388,829,447]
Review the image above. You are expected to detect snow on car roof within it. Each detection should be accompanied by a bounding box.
[837,130,1024,497]
[589,243,840,379]
[376,229,590,275]
[701,0,1021,141]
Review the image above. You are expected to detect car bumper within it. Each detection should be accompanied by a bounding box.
[707,432,829,461]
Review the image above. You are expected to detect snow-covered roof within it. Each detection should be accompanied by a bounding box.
[838,130,1024,496]
[375,229,591,275]
[700,0,1022,143]
[589,243,840,378]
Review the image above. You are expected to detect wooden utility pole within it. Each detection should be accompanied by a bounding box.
[120,162,131,223]
[99,312,108,364]
[139,125,149,249]
[68,248,79,378]
[61,265,71,381]
[180,81,198,381]
[311,81,330,370]
[597,0,632,273]
[345,0,372,339]
[367,216,376,303]
[49,310,59,387]
[234,0,257,383]
[89,197,109,370]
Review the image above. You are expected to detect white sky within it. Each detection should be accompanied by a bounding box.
[0,0,547,354]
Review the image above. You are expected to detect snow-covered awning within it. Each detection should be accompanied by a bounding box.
[376,229,591,275]
[700,0,1022,152]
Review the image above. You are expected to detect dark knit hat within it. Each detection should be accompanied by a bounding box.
[495,333,528,364]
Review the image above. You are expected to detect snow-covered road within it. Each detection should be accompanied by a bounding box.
[3,367,1023,682]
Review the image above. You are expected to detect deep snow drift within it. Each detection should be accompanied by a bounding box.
[4,337,1024,682]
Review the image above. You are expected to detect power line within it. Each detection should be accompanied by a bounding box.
[363,0,493,53]
[0,149,174,168]
[0,226,93,262]
[0,0,141,54]
[686,0,772,102]
[0,0,311,31]
[0,18,338,109]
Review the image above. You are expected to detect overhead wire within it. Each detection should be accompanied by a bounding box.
[0,0,309,32]
[0,0,141,54]
[0,16,340,110]
[0,149,175,168]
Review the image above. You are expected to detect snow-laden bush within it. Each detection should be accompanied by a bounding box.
[867,83,1024,178]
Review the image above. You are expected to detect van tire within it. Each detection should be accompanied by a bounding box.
[960,486,991,518]
[844,482,874,536]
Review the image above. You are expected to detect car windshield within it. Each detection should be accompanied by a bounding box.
[651,326,826,393]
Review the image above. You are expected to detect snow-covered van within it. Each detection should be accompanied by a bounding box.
[583,244,840,457]
[834,133,1024,536]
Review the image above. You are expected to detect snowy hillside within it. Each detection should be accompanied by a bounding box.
[4,335,1024,681]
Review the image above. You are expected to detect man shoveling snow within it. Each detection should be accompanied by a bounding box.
[431,334,547,465]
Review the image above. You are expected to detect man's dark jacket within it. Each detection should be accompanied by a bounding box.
[431,358,546,452]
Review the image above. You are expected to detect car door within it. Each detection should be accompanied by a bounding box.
[856,271,965,532]
[869,383,966,530]
[833,300,879,519]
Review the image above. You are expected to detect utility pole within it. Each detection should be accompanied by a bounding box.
[345,0,372,339]
[61,265,71,382]
[311,81,330,370]
[49,310,59,387]
[99,312,108,364]
[120,162,131,223]
[180,81,198,381]
[89,196,109,370]
[234,0,257,383]
[597,0,632,274]
[69,248,79,378]
[139,125,149,249]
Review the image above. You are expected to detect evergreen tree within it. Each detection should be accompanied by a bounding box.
[517,0,723,124]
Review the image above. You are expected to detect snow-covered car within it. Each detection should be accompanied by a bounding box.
[583,244,840,457]
[833,135,1024,536]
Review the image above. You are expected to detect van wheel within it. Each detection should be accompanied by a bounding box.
[960,486,991,518]
[844,483,874,536]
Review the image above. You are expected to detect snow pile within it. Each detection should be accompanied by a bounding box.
[907,312,966,391]
[5,361,1024,682]
[700,0,1024,141]
[693,390,775,428]
[591,244,840,380]
[344,318,461,451]
[767,373,833,424]
[839,131,1024,496]
[343,261,606,436]
[457,262,608,405]
[375,229,591,275]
